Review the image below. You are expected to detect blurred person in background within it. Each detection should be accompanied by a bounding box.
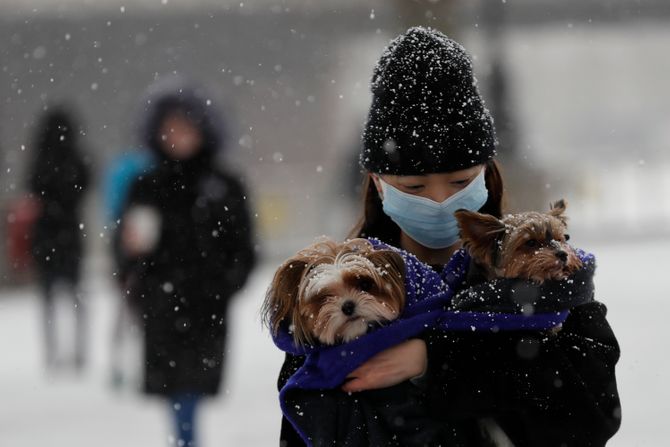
[114,78,255,447]
[103,145,155,390]
[27,105,90,372]
[277,27,621,446]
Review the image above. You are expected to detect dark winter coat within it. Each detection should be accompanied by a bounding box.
[277,246,621,446]
[28,108,89,282]
[117,84,255,396]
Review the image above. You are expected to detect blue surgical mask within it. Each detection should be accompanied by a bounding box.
[378,168,488,249]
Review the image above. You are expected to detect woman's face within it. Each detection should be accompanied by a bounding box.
[159,113,203,160]
[371,164,484,203]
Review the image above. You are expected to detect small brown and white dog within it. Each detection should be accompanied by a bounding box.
[262,238,405,346]
[454,199,583,284]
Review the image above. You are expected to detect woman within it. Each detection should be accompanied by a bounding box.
[28,106,90,371]
[116,80,256,446]
[278,27,621,446]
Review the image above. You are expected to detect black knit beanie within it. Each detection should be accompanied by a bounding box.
[360,27,497,175]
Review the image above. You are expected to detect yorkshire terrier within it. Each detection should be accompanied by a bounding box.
[262,238,406,346]
[454,199,583,284]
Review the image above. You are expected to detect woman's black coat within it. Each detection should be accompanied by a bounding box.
[116,85,255,396]
[277,268,621,446]
[121,159,255,396]
[28,108,89,282]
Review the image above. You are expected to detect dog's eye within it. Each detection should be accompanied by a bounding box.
[564,234,570,241]
[358,278,374,292]
[525,239,538,248]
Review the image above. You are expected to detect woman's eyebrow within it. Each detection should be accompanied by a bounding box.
[398,175,427,181]
[455,170,480,181]
[397,179,426,184]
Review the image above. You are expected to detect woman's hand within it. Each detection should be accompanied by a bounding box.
[120,205,162,257]
[341,338,427,393]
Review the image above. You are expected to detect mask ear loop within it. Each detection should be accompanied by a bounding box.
[370,174,384,200]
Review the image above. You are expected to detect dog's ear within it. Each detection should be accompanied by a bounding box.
[548,199,568,225]
[367,249,405,280]
[261,257,308,336]
[454,209,506,265]
[366,249,406,308]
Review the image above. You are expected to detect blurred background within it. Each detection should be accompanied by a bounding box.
[0,0,668,445]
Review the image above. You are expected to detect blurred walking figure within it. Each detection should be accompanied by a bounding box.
[115,79,255,447]
[103,147,155,390]
[27,105,90,372]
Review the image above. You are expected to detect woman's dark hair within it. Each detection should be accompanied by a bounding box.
[29,105,83,177]
[348,159,506,246]
[33,106,78,154]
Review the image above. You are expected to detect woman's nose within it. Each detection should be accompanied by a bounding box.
[426,188,455,203]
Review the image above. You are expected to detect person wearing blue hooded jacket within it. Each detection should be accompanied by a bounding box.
[115,78,256,447]
[276,27,621,447]
[104,149,155,389]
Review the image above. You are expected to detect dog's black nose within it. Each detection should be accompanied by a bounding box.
[556,250,568,262]
[341,301,356,316]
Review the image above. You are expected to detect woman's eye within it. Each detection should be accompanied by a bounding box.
[403,184,424,191]
[525,239,537,248]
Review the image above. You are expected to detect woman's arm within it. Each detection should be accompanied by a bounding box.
[200,175,256,299]
[336,301,620,445]
[112,178,148,282]
[424,301,621,446]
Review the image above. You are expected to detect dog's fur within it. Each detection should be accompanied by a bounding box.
[262,238,406,346]
[455,199,582,284]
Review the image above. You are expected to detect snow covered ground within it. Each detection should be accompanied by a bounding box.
[0,237,668,446]
[0,261,285,447]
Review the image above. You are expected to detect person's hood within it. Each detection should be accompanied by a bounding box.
[139,75,227,163]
